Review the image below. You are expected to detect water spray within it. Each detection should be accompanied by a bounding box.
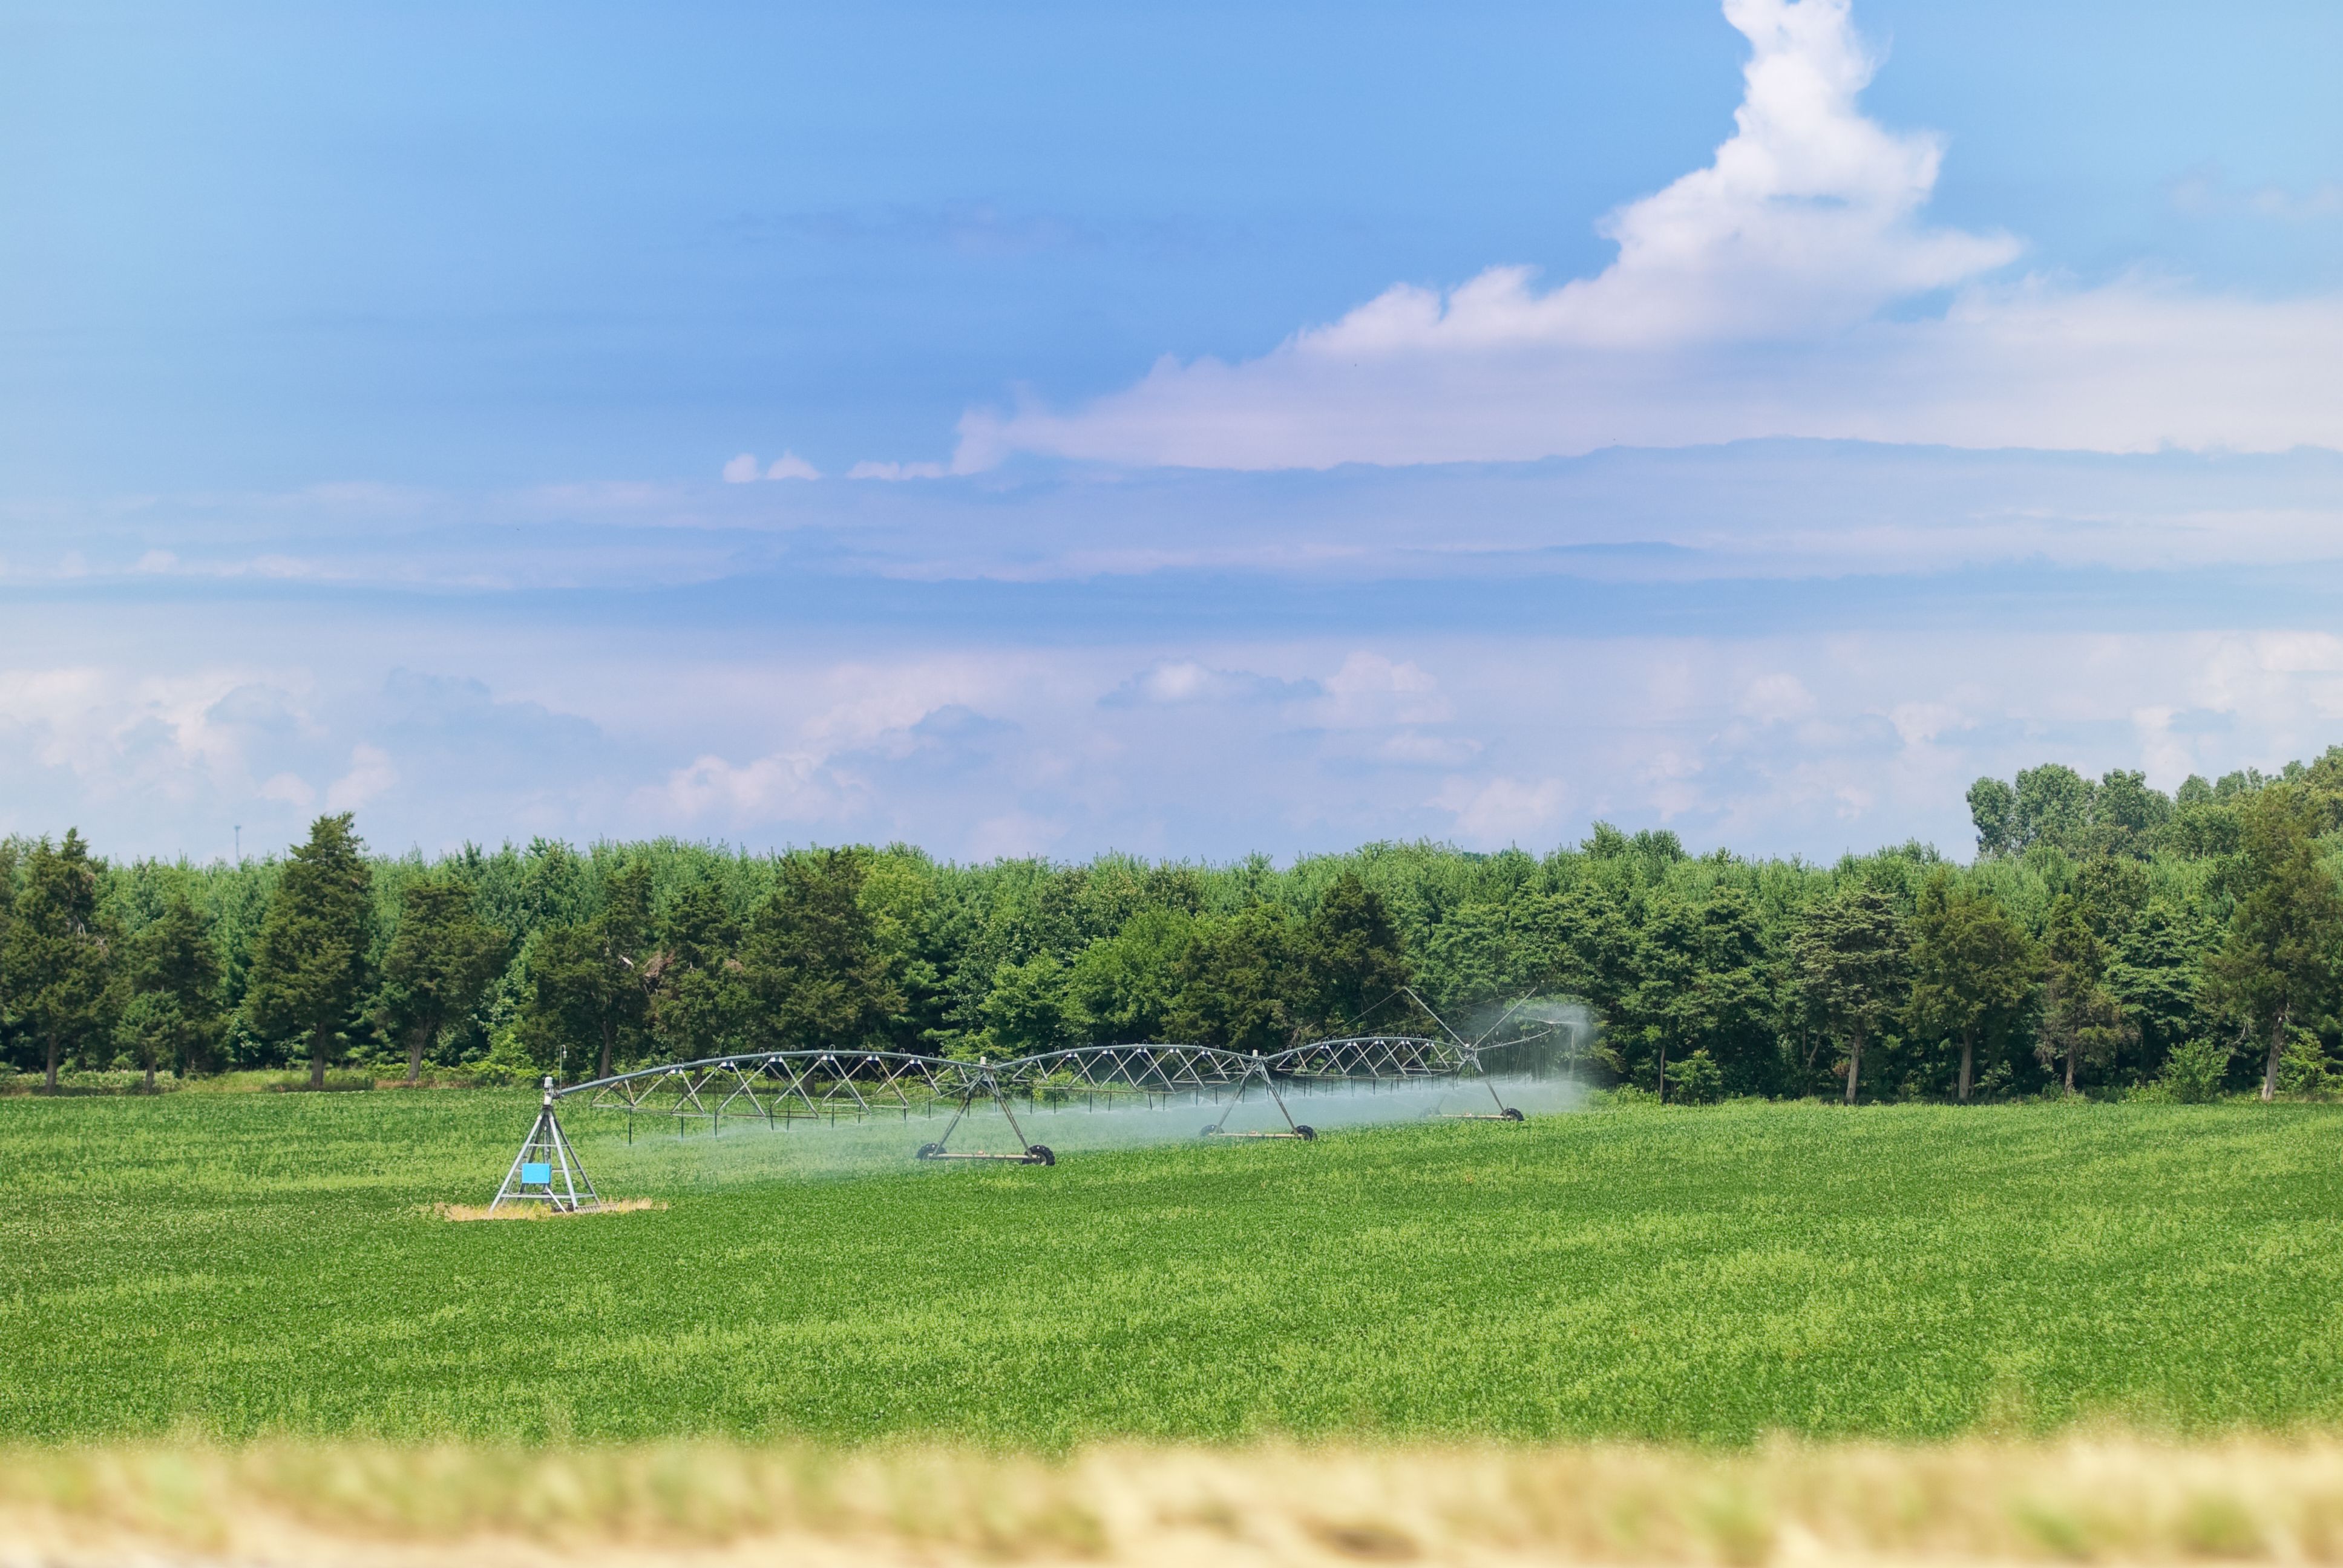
[1198,1053,1316,1141]
[914,1059,1056,1166]
[489,1023,1575,1204]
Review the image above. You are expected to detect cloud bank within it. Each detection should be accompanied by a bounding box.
[954,0,2343,471]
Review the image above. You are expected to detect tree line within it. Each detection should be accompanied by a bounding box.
[8,748,2343,1103]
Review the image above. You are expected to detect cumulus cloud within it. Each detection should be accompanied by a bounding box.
[1433,776,1568,846]
[952,0,2343,471]
[1100,660,1315,708]
[324,743,398,811]
[848,459,952,482]
[724,451,824,482]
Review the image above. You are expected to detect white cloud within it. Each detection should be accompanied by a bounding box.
[952,0,2343,471]
[1101,660,1312,708]
[721,452,761,483]
[967,810,1067,861]
[653,749,844,821]
[765,451,821,480]
[260,772,315,808]
[848,459,952,482]
[1739,672,1818,725]
[324,743,397,812]
[1310,652,1449,728]
[1433,776,1568,845]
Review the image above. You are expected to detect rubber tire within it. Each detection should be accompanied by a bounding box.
[1026,1144,1056,1166]
[1201,1125,1221,1138]
[915,1142,944,1160]
[1294,1125,1317,1142]
[1501,1107,1525,1122]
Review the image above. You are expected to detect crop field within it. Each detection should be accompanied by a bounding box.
[4,1092,2342,1448]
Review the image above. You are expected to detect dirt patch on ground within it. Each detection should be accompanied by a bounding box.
[431,1198,666,1222]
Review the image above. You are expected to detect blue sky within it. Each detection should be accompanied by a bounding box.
[5,0,2343,862]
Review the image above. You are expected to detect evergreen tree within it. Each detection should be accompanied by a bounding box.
[2204,788,2343,1101]
[1167,903,1300,1054]
[2037,893,2133,1095]
[377,874,507,1083]
[523,858,654,1079]
[244,814,375,1089]
[1794,884,1907,1103]
[116,887,224,1088]
[739,849,901,1052]
[1906,869,2036,1100]
[648,874,746,1063]
[1300,871,1412,1036]
[1,831,117,1091]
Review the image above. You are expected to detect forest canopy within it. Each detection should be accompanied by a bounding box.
[10,748,2343,1105]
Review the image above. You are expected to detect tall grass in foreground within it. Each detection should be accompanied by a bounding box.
[12,1437,2343,1563]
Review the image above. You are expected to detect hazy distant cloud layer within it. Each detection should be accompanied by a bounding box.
[953,0,2343,472]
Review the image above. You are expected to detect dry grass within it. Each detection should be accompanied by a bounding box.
[430,1198,666,1222]
[10,1436,2343,1566]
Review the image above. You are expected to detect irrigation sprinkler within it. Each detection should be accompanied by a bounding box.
[1199,1053,1316,1142]
[914,1059,1057,1166]
[486,1023,1561,1203]
[490,1076,601,1212]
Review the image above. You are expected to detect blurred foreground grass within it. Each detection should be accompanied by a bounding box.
[15,1436,2343,1564]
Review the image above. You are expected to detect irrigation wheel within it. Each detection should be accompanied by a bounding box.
[1501,1107,1525,1122]
[1026,1145,1057,1166]
[914,1142,945,1159]
[1294,1125,1317,1141]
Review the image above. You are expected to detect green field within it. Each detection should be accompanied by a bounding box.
[4,1092,2341,1448]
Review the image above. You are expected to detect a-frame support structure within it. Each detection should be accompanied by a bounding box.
[916,1060,1056,1165]
[1201,1054,1316,1140]
[491,1077,601,1212]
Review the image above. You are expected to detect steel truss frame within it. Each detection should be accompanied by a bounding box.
[490,1078,601,1212]
[491,1034,1527,1206]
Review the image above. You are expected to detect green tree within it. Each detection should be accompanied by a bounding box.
[739,849,902,1052]
[1300,871,1413,1036]
[1905,871,2036,1101]
[2,831,118,1091]
[647,875,746,1063]
[1167,903,1300,1054]
[1067,907,1193,1044]
[980,951,1088,1054]
[2037,893,2134,1095]
[1793,884,1907,1103]
[244,814,375,1089]
[2108,900,2206,1076]
[115,888,224,1089]
[377,874,508,1083]
[523,859,654,1079]
[1967,777,2017,858]
[2203,788,2343,1101]
[2014,765,2096,855]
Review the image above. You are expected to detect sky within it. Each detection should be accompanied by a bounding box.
[5,0,2343,864]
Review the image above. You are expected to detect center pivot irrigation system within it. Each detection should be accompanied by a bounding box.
[491,993,1576,1211]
